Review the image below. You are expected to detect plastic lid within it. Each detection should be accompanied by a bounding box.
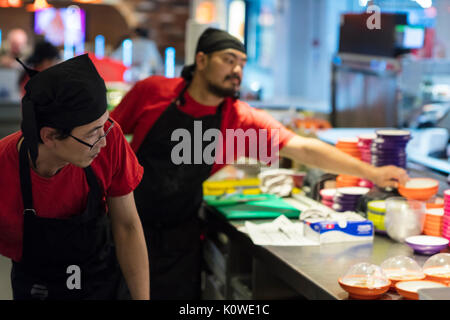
[341,263,389,289]
[380,256,424,281]
[423,253,450,277]
[368,200,386,213]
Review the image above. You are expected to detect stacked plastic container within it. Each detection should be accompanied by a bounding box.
[335,138,361,187]
[443,190,450,241]
[367,200,387,235]
[371,130,411,169]
[357,134,376,189]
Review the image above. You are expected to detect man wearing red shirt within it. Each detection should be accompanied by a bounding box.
[111,28,408,300]
[0,54,149,300]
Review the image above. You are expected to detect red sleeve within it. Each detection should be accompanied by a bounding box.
[233,101,295,161]
[110,80,146,135]
[92,123,143,198]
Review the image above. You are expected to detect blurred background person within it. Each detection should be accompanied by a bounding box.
[18,39,61,97]
[0,29,30,69]
[112,27,163,82]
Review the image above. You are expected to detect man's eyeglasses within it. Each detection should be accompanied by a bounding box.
[69,118,115,150]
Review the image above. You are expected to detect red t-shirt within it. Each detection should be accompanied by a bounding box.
[0,122,143,261]
[111,76,295,174]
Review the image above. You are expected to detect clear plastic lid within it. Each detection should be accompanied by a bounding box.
[423,253,450,277]
[380,256,424,280]
[340,263,390,288]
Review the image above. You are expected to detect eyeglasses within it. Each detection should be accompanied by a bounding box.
[69,118,115,150]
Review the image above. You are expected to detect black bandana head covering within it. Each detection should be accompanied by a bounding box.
[18,53,107,167]
[181,28,246,82]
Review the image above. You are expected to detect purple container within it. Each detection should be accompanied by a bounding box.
[405,236,449,255]
[371,151,407,157]
[371,144,408,151]
[334,193,364,201]
[371,157,407,163]
[375,130,411,140]
[334,198,362,208]
[373,161,407,167]
[372,140,410,148]
[332,203,357,212]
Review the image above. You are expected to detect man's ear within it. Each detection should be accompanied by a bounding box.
[195,52,208,71]
[40,127,58,147]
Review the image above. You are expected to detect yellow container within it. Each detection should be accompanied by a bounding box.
[367,211,386,231]
[203,178,261,196]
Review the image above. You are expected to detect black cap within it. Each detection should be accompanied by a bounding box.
[181,28,246,81]
[19,54,107,167]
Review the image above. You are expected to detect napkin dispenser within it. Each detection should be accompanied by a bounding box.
[300,209,374,244]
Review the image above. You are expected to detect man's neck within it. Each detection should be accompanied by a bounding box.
[18,138,68,178]
[186,76,224,107]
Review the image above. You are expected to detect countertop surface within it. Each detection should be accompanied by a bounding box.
[206,198,448,300]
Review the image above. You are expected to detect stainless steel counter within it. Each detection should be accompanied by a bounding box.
[204,204,448,300]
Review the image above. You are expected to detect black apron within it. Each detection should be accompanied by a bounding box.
[134,85,223,300]
[11,139,129,300]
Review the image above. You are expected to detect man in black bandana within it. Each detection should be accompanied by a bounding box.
[112,28,409,300]
[0,54,149,300]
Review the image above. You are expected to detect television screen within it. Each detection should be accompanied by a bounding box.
[339,13,408,57]
[34,6,86,47]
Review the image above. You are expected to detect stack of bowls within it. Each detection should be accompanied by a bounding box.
[443,190,450,241]
[320,188,336,209]
[332,187,370,212]
[372,130,411,169]
[358,134,376,189]
[423,208,444,237]
[336,138,361,187]
[367,200,387,235]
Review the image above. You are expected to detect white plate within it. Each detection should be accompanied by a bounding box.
[396,280,446,293]
[320,188,336,198]
[426,209,444,216]
[336,187,370,196]
[406,235,449,246]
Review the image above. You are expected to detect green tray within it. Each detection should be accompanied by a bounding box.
[204,194,301,220]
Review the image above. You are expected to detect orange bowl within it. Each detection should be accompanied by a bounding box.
[388,275,426,290]
[338,277,391,300]
[398,178,439,201]
[424,268,450,286]
[395,280,447,300]
[337,175,360,181]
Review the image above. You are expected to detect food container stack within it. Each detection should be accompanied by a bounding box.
[367,200,387,235]
[320,188,336,209]
[423,208,444,237]
[372,130,411,169]
[336,138,361,187]
[443,190,450,241]
[332,187,370,213]
[357,134,376,189]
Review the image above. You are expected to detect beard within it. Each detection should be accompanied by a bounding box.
[206,75,241,99]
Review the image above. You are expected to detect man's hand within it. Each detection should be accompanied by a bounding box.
[367,165,409,189]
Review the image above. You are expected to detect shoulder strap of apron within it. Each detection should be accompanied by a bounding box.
[19,138,34,214]
[83,166,102,200]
